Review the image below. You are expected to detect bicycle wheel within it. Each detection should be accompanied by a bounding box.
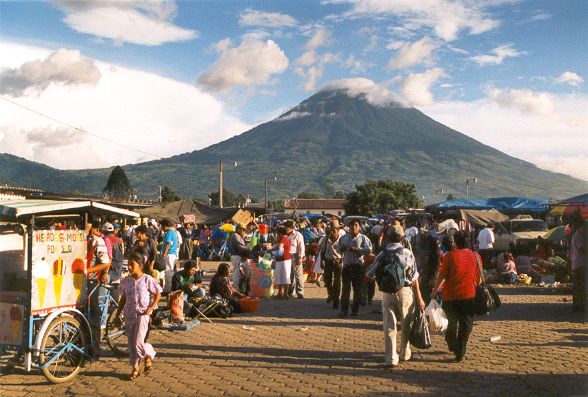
[39,316,86,383]
[106,309,128,357]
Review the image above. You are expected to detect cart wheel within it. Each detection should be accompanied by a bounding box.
[39,316,86,383]
[106,310,128,357]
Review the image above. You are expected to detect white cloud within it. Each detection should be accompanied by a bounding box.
[555,71,584,87]
[470,44,523,65]
[0,48,101,96]
[196,36,289,92]
[399,68,445,106]
[387,36,438,70]
[55,0,197,46]
[526,12,552,22]
[420,94,588,180]
[295,27,338,92]
[239,9,298,28]
[333,0,500,41]
[276,111,312,121]
[0,41,250,169]
[320,78,400,107]
[344,55,370,74]
[485,87,555,117]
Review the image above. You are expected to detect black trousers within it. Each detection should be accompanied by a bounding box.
[323,258,342,305]
[361,278,375,304]
[341,264,363,314]
[443,299,475,360]
[573,266,586,312]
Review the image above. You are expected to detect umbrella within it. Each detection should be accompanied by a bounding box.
[543,225,567,242]
[219,223,236,232]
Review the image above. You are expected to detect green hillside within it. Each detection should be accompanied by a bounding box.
[1,89,586,201]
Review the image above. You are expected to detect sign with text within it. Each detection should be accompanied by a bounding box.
[31,230,87,315]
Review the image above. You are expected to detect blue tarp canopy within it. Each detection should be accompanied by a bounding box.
[434,197,549,214]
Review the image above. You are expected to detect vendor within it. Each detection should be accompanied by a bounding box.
[210,263,244,311]
[498,252,517,284]
[171,261,205,300]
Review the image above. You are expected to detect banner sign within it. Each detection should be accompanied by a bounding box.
[31,230,87,315]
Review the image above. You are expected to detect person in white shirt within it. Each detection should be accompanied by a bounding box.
[477,223,495,269]
[285,220,306,299]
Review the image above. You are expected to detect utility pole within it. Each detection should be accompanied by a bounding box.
[219,160,223,208]
[158,186,162,203]
[264,178,268,213]
[466,178,477,198]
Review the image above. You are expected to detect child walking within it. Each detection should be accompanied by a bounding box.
[115,252,162,380]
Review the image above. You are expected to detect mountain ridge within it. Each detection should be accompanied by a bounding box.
[1,89,586,201]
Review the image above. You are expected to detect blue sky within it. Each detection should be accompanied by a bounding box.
[0,0,586,183]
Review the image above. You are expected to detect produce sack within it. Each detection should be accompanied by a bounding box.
[425,299,448,334]
[409,309,432,349]
[168,290,185,322]
[249,260,274,298]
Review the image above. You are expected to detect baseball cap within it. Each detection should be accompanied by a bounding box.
[113,223,121,230]
[102,222,114,232]
[387,224,404,238]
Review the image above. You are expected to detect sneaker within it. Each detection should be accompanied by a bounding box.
[400,350,412,362]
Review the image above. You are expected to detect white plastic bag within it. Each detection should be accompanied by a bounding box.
[425,299,448,334]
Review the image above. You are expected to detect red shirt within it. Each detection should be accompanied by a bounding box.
[439,249,481,301]
[279,236,291,261]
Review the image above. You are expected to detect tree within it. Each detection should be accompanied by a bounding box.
[269,199,285,212]
[103,165,130,198]
[333,191,347,199]
[447,193,455,200]
[208,188,252,207]
[344,179,421,216]
[161,185,180,203]
[297,191,320,199]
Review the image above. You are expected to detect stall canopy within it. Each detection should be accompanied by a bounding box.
[0,200,140,221]
[549,193,588,217]
[459,209,509,227]
[433,197,549,214]
[138,199,236,225]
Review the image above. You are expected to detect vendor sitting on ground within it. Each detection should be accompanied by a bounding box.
[210,263,245,311]
[498,251,517,284]
[171,261,206,300]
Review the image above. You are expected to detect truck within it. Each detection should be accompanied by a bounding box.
[494,218,548,252]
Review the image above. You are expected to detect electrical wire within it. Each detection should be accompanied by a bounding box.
[0,95,163,160]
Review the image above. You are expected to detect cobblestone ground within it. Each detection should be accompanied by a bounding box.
[1,261,586,396]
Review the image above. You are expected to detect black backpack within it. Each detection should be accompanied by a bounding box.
[375,247,406,293]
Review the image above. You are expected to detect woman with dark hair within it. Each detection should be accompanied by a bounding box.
[209,263,245,311]
[431,230,482,362]
[420,234,441,304]
[270,227,291,300]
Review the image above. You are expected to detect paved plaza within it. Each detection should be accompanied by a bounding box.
[1,262,587,396]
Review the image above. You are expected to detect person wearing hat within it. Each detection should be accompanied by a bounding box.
[102,222,125,297]
[366,224,425,368]
[227,223,252,293]
[87,220,111,359]
[284,220,306,299]
[334,220,372,316]
[316,221,344,309]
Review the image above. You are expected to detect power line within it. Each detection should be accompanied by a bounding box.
[0,95,163,160]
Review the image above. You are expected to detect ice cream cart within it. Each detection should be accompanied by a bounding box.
[0,200,139,383]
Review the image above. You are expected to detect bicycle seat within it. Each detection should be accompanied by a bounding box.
[101,283,119,290]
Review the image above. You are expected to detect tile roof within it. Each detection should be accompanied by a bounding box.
[284,198,346,210]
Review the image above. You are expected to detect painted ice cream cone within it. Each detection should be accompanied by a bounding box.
[32,258,50,309]
[72,258,86,301]
[10,306,22,343]
[53,258,65,306]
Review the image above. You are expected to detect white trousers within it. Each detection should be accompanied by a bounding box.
[163,254,177,292]
[382,286,415,365]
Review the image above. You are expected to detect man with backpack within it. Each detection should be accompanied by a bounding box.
[366,224,426,368]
